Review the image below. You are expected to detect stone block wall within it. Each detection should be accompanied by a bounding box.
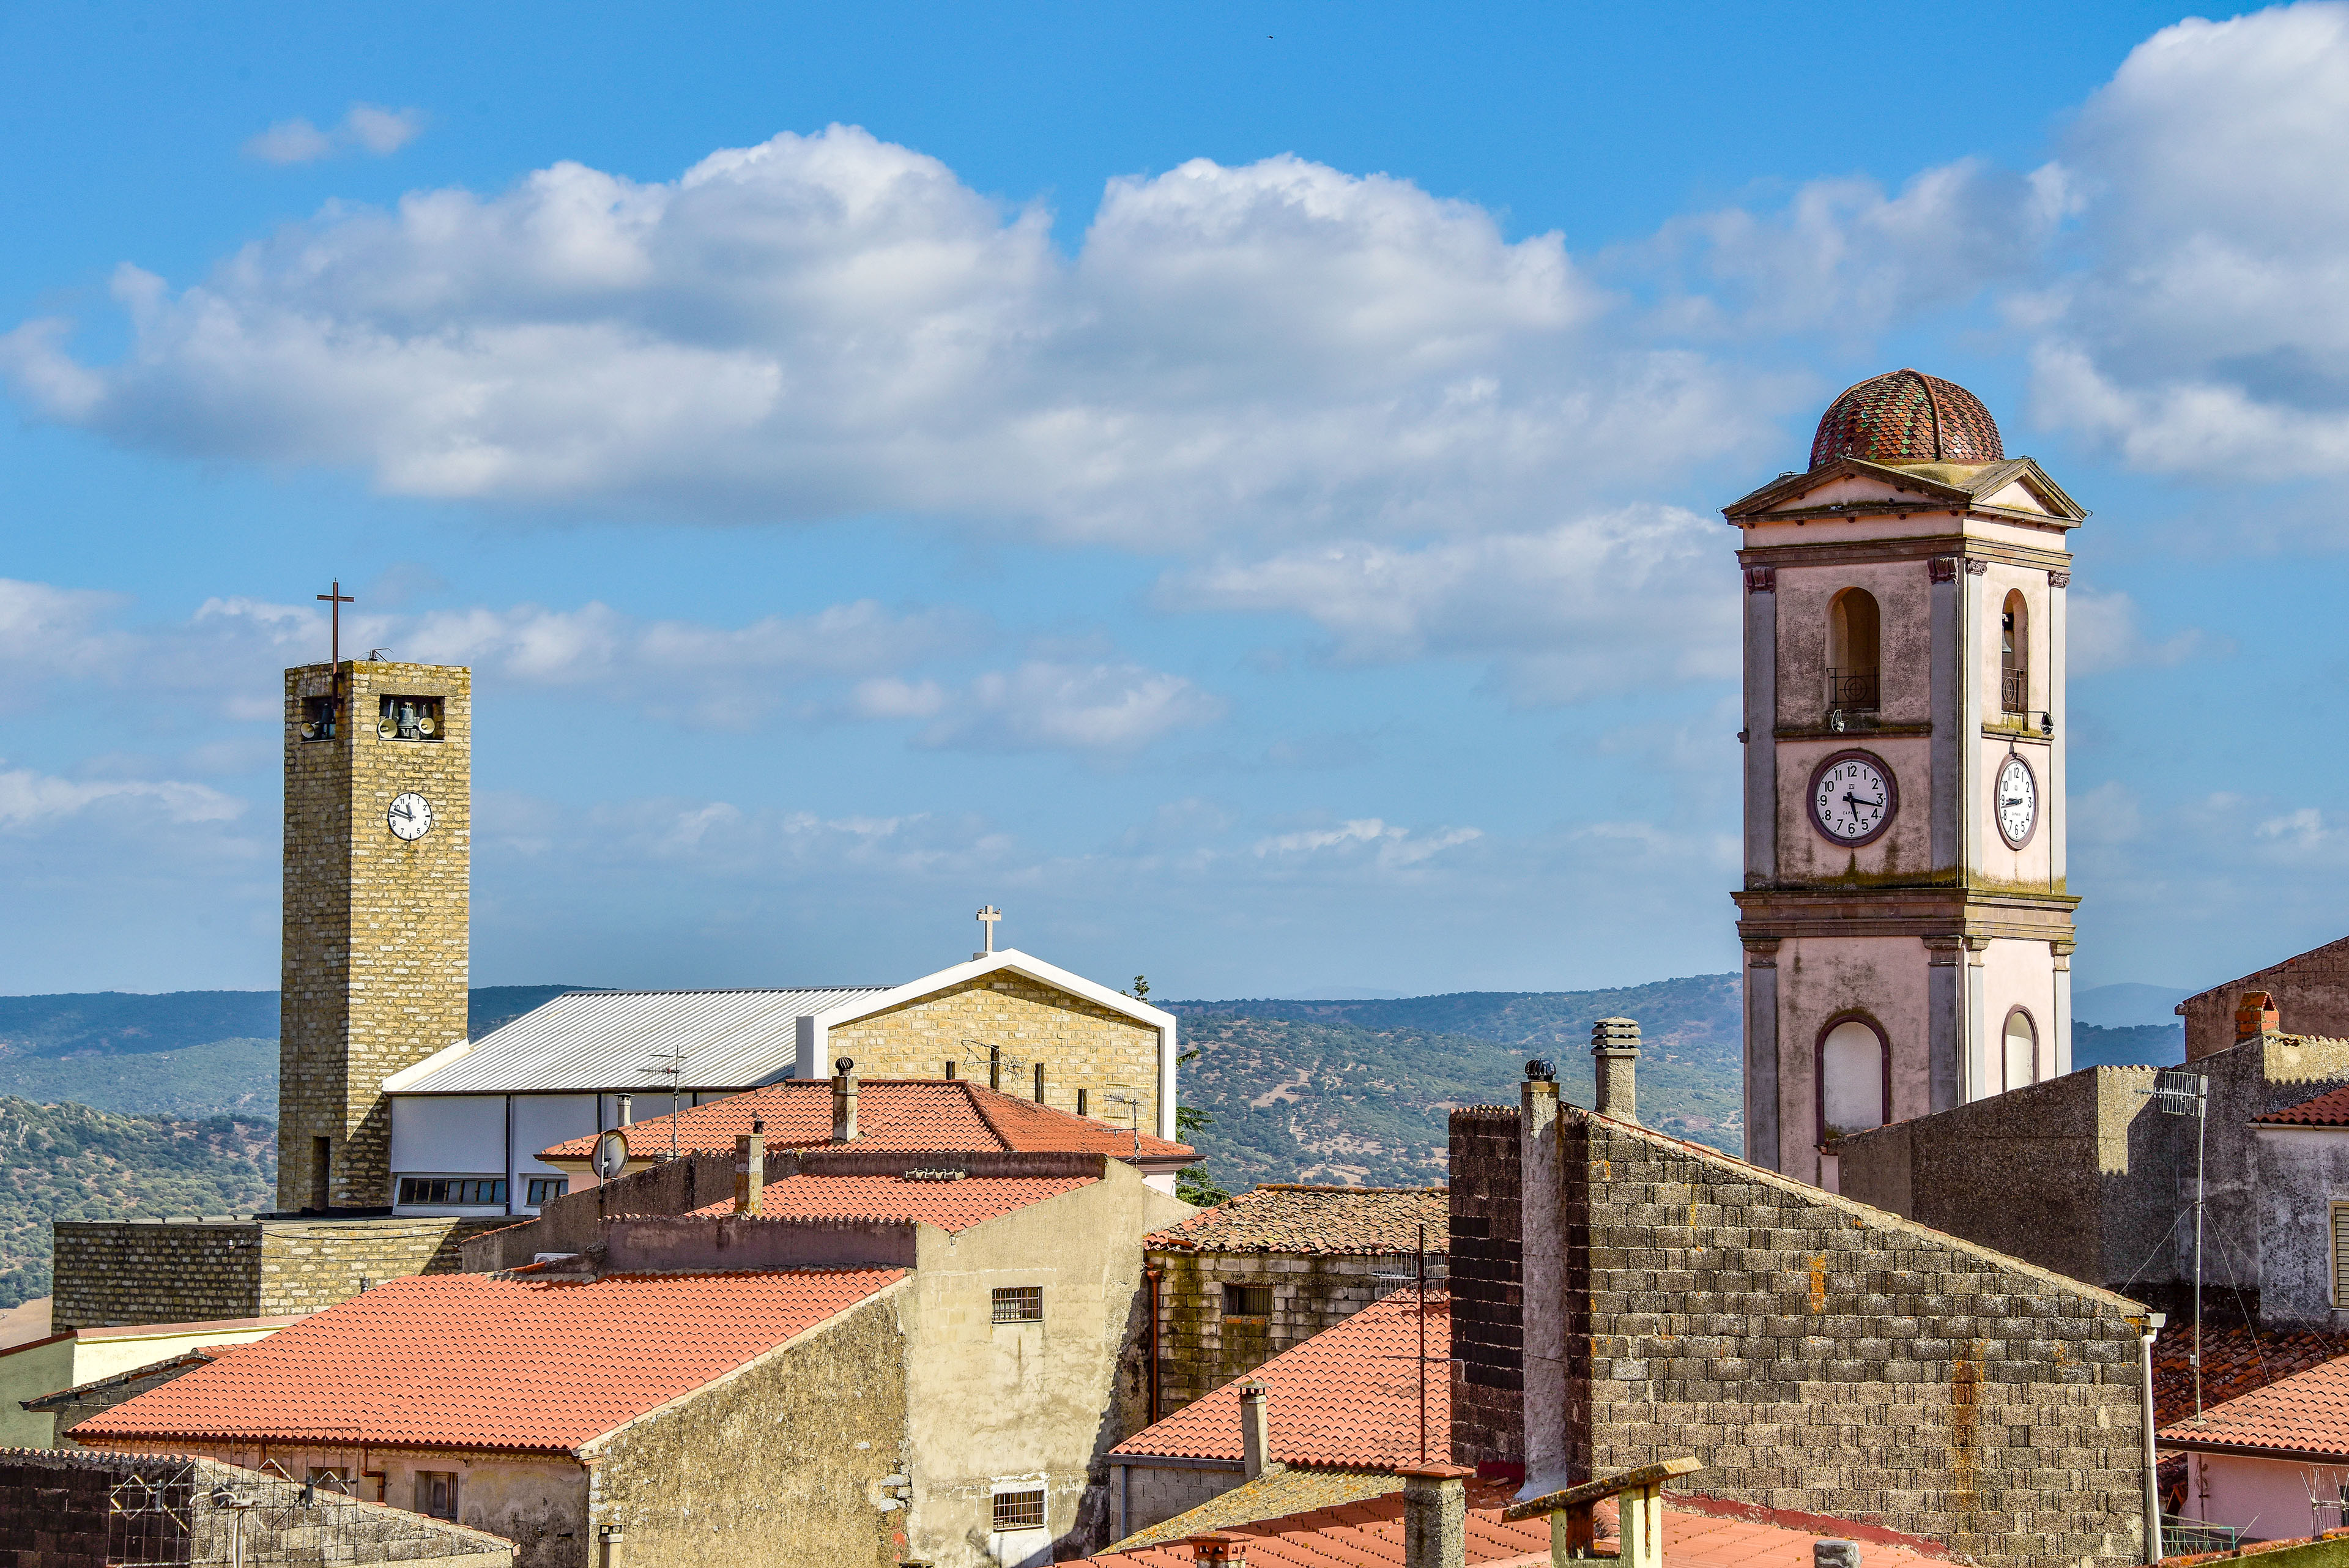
[53,1216,502,1331]
[2183,937,2349,1061]
[1150,1250,1438,1414]
[1556,1107,2153,1566]
[1447,1106,1522,1469]
[280,660,472,1212]
[828,975,1162,1134]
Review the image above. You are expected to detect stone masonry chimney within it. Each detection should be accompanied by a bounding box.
[1190,1534,1245,1568]
[832,1059,859,1143]
[1400,1463,1472,1568]
[2237,991,2280,1042]
[1239,1380,1275,1480]
[1591,1017,1640,1124]
[733,1118,765,1215]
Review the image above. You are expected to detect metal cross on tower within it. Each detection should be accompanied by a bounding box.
[316,581,355,667]
[974,905,1002,959]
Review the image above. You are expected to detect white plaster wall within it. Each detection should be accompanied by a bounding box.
[1776,934,1932,1183]
[2252,1125,2349,1326]
[1977,937,2063,1096]
[2188,1450,2347,1542]
[510,1096,598,1211]
[390,1096,506,1177]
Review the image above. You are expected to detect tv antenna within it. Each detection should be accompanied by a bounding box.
[2142,1068,2210,1413]
[640,1041,689,1161]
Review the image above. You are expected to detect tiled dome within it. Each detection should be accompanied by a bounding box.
[1809,369,2004,470]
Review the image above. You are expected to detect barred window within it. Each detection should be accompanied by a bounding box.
[993,1490,1046,1531]
[398,1176,507,1206]
[992,1287,1043,1323]
[2332,1203,2349,1307]
[526,1177,568,1208]
[1223,1284,1272,1317]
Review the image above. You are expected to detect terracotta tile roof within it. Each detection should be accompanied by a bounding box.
[687,1170,1098,1233]
[2153,1318,2349,1429]
[1118,1471,1408,1549]
[2158,1354,2349,1458]
[69,1268,904,1453]
[1809,368,2003,470]
[1146,1185,1447,1257]
[1081,1480,1942,1568]
[2254,1083,2349,1126]
[540,1079,1193,1164]
[1115,1290,1448,1468]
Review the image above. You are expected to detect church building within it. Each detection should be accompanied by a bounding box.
[1725,370,2085,1184]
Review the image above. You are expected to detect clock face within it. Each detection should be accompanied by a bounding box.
[1808,751,1897,846]
[387,792,435,842]
[1995,755,2038,849]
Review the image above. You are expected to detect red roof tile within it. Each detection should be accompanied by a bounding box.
[70,1268,904,1453]
[2152,1318,2349,1429]
[1147,1185,1447,1257]
[1115,1290,1448,1468]
[687,1170,1097,1233]
[1082,1481,1940,1568]
[2159,1354,2349,1458]
[541,1079,1193,1164]
[2255,1083,2349,1126]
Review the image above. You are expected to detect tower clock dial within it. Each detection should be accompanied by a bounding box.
[1995,754,2038,849]
[1808,751,1897,847]
[387,792,435,841]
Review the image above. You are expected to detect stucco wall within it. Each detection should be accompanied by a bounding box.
[2185,938,2349,1063]
[1772,933,1933,1182]
[584,1286,913,1568]
[2254,1126,2349,1327]
[899,1165,1190,1567]
[2185,1451,2349,1544]
[826,975,1163,1134]
[1542,1105,2153,1567]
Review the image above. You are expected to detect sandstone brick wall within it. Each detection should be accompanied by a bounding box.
[1447,1107,1522,1468]
[828,975,1162,1134]
[53,1217,505,1331]
[1150,1250,1432,1414]
[1558,1108,2152,1566]
[281,661,472,1211]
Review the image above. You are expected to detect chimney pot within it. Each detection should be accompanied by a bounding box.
[1591,1017,1641,1124]
[833,1058,859,1143]
[615,1094,633,1128]
[1239,1380,1275,1481]
[1398,1464,1473,1568]
[2236,991,2280,1042]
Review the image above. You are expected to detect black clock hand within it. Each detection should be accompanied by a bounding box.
[1843,792,1883,810]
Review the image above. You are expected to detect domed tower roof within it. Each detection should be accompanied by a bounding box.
[1809,369,2004,470]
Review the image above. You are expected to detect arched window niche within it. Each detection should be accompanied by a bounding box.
[2001,590,2029,716]
[1817,1015,1890,1144]
[1827,588,1881,719]
[2002,1008,2038,1094]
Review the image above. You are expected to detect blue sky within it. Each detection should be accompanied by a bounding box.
[4,1,2347,1000]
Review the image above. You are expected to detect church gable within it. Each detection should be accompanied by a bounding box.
[825,969,1163,1129]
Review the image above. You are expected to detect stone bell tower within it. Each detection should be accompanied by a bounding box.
[280,657,471,1211]
[1726,371,2085,1184]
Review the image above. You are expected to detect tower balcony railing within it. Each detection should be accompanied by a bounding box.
[2000,669,2029,715]
[1825,667,1880,722]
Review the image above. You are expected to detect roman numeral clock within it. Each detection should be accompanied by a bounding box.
[1725,370,2084,1187]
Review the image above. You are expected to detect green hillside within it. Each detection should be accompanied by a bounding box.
[0,1101,275,1308]
[1167,974,1745,1191]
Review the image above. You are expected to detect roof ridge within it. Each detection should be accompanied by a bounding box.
[957,1081,1023,1152]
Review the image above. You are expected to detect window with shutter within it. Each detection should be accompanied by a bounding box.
[2332,1205,2349,1308]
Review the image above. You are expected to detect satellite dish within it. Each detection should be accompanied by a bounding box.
[591,1130,629,1181]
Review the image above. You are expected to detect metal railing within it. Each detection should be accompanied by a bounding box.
[2001,668,2029,714]
[1825,667,1879,715]
[2159,1515,2241,1556]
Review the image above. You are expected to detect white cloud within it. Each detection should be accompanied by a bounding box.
[0,764,243,831]
[0,579,135,691]
[2027,3,2349,478]
[244,103,425,165]
[2066,587,2216,676]
[913,661,1225,754]
[2258,806,2328,846]
[4,127,1779,549]
[1251,817,1483,868]
[1167,505,1735,705]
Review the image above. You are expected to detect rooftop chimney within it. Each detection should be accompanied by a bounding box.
[1591,1017,1641,1124]
[1814,1542,1861,1568]
[1239,1380,1274,1480]
[2236,991,2280,1042]
[734,1117,765,1215]
[1190,1534,1245,1568]
[615,1094,633,1127]
[1399,1463,1472,1568]
[833,1058,859,1143]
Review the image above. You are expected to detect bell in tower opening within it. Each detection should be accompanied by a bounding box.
[1724,370,2086,1186]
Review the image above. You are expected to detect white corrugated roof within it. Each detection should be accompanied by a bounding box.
[389,988,888,1095]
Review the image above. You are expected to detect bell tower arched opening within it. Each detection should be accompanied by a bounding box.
[2002,590,2029,716]
[1818,1016,1890,1142]
[1827,588,1880,719]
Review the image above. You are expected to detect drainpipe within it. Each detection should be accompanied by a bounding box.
[2138,1311,2167,1564]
